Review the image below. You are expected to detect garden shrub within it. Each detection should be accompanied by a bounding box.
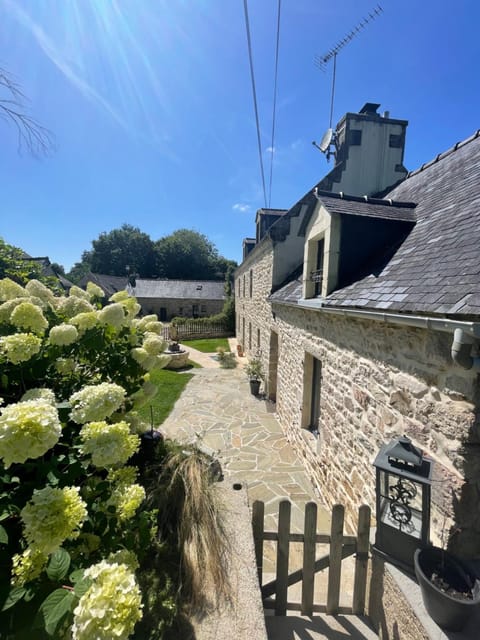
[0,278,178,639]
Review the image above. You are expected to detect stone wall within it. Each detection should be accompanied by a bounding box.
[234,240,275,380]
[137,297,224,321]
[272,302,480,555]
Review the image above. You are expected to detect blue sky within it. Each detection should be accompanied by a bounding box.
[0,0,479,271]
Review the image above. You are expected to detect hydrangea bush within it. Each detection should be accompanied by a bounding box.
[0,277,172,639]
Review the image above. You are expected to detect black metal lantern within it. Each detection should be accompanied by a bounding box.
[373,435,433,571]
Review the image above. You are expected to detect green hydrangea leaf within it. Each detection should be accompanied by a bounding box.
[0,525,7,544]
[46,548,71,581]
[73,576,92,599]
[36,588,76,635]
[69,569,84,584]
[1,586,26,611]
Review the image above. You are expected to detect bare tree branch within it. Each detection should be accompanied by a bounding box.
[0,67,54,156]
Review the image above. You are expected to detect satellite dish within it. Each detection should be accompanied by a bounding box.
[318,128,334,153]
[312,127,336,161]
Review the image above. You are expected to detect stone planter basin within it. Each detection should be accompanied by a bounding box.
[164,348,189,370]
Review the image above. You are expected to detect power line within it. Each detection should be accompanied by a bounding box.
[267,0,282,209]
[243,0,267,208]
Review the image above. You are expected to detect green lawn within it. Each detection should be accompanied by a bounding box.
[138,367,194,428]
[182,337,231,352]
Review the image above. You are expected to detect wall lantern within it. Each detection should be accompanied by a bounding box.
[373,435,433,571]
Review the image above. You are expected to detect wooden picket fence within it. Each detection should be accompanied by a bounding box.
[166,320,231,341]
[252,500,370,616]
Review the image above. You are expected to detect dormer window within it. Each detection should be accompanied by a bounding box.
[303,201,341,300]
[310,239,325,297]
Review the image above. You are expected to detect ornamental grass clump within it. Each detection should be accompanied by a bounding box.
[151,447,231,613]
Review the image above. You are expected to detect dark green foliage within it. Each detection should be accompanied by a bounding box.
[67,227,237,283]
[0,238,57,290]
[90,224,156,277]
[66,252,93,284]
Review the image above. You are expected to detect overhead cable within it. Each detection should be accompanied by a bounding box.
[268,0,282,209]
[243,0,267,208]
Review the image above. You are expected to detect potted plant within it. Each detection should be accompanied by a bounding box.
[414,546,480,631]
[245,357,264,395]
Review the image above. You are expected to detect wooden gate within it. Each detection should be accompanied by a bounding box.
[252,500,370,616]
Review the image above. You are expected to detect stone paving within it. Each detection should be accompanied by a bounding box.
[162,344,331,568]
[161,345,377,639]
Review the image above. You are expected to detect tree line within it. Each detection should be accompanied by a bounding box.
[67,225,237,283]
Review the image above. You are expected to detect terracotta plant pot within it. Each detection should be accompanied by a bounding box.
[414,546,480,631]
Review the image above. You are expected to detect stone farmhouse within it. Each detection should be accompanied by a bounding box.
[81,272,225,321]
[235,102,480,557]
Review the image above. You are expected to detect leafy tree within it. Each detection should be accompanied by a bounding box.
[50,262,65,276]
[67,251,93,284]
[155,229,236,280]
[0,237,53,286]
[88,224,156,277]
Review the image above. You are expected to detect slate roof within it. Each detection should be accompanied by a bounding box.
[80,273,128,297]
[271,130,480,318]
[129,279,225,300]
[314,191,416,222]
[256,208,288,217]
[323,131,480,316]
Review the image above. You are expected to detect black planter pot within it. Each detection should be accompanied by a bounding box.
[249,379,261,395]
[414,547,480,631]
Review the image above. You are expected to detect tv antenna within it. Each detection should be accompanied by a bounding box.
[312,4,383,159]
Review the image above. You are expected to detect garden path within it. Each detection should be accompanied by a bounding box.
[160,353,377,639]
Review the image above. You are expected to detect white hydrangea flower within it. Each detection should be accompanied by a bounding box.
[109,290,130,303]
[49,323,78,346]
[130,347,159,371]
[98,303,126,329]
[142,333,166,355]
[134,315,158,331]
[0,333,42,364]
[69,285,91,301]
[86,281,105,299]
[0,298,24,324]
[58,296,94,319]
[119,296,141,319]
[0,399,62,467]
[10,301,48,335]
[70,311,98,333]
[109,482,145,520]
[69,382,126,424]
[80,421,140,467]
[0,278,27,301]
[11,547,48,586]
[21,388,56,406]
[72,560,143,640]
[25,280,56,306]
[143,321,163,335]
[21,486,87,554]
